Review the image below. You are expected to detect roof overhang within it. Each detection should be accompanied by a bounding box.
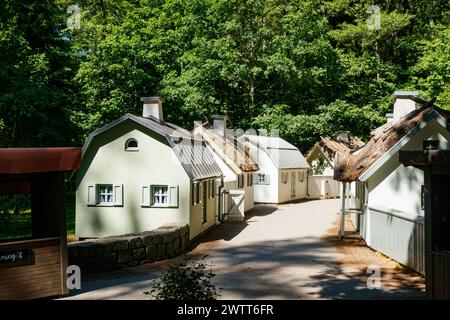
[0,147,81,174]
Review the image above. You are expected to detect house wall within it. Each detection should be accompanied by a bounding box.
[307,176,341,199]
[249,143,279,203]
[76,122,193,239]
[189,181,218,240]
[277,169,308,203]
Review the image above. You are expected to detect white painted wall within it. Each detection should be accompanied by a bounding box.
[277,169,308,203]
[248,142,279,203]
[307,175,340,199]
[361,118,450,248]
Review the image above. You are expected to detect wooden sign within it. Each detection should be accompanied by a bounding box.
[0,248,34,268]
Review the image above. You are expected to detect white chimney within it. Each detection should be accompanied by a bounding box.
[336,131,349,143]
[212,115,227,136]
[141,96,164,123]
[391,91,419,121]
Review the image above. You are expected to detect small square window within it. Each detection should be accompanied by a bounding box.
[152,185,168,206]
[98,185,114,204]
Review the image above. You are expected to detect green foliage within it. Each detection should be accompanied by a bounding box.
[0,195,31,240]
[144,258,219,300]
[1,0,450,151]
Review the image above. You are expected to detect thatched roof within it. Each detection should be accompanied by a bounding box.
[319,137,365,160]
[334,105,450,182]
[193,124,259,173]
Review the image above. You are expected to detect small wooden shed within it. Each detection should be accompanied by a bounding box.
[0,148,80,299]
[400,148,450,300]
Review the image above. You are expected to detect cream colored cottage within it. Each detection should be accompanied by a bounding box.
[241,134,310,203]
[76,97,223,240]
[193,115,259,220]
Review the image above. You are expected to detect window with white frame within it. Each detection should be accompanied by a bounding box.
[98,184,114,204]
[152,185,168,205]
[141,184,178,207]
[125,138,139,151]
[208,180,215,198]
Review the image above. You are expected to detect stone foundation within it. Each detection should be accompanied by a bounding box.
[68,224,189,273]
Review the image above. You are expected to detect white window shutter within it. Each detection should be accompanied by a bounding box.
[253,173,257,184]
[141,185,150,207]
[113,184,123,206]
[265,174,270,185]
[87,185,96,206]
[168,185,179,207]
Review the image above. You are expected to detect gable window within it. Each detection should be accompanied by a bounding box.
[254,173,270,185]
[125,138,139,151]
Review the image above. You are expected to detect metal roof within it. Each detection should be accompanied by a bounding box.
[82,114,223,181]
[244,135,310,169]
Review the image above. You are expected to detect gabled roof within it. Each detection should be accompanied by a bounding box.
[193,124,259,173]
[335,105,450,182]
[82,114,223,181]
[244,135,309,169]
[305,137,365,168]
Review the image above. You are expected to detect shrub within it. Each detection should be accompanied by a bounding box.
[144,257,219,300]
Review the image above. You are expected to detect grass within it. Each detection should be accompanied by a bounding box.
[0,201,76,242]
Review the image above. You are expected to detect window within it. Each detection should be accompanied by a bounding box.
[247,173,253,187]
[254,173,270,185]
[98,184,114,204]
[281,172,288,184]
[152,185,168,205]
[192,182,200,205]
[298,171,305,182]
[238,174,244,189]
[142,185,178,207]
[88,184,122,206]
[125,138,139,151]
[208,180,215,199]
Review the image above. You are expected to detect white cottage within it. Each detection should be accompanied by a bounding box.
[335,91,450,274]
[193,115,259,220]
[76,97,224,240]
[241,134,309,203]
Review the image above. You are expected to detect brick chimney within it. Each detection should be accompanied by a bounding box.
[141,97,164,123]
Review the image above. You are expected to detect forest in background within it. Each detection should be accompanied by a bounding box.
[1,0,450,152]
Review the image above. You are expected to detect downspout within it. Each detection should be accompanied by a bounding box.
[339,182,346,240]
[306,170,310,198]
